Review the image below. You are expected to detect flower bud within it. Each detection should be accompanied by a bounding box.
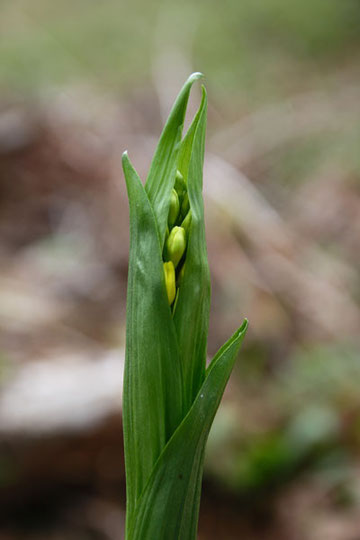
[163,261,176,305]
[174,170,186,197]
[165,226,186,268]
[181,210,192,235]
[168,189,180,227]
[181,192,190,217]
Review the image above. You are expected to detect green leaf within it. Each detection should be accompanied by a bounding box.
[145,72,203,246]
[174,87,211,411]
[123,74,248,540]
[176,86,205,184]
[129,320,248,540]
[122,153,183,534]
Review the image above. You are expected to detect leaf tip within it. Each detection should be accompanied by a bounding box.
[122,151,137,187]
[188,72,204,84]
[200,85,208,107]
[122,151,133,176]
[239,318,249,335]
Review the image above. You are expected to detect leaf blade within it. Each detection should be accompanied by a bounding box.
[145,72,203,245]
[129,320,248,540]
[122,153,183,534]
[174,87,210,410]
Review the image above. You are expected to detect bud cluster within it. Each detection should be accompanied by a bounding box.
[163,170,192,307]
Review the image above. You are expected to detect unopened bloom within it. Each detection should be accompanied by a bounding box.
[181,192,190,218]
[165,226,186,268]
[174,170,186,198]
[168,189,180,227]
[163,261,176,305]
[181,210,192,236]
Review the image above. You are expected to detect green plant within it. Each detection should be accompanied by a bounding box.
[122,73,248,540]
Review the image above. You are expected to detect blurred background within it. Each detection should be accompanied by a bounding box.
[1,1,360,538]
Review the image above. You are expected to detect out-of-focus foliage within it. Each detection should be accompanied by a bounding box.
[206,343,360,500]
[1,0,360,98]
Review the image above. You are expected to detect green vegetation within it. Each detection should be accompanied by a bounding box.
[122,74,247,539]
[1,0,359,99]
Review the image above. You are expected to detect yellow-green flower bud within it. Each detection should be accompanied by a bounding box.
[181,210,192,235]
[165,226,186,268]
[181,192,190,217]
[174,170,186,197]
[163,261,176,305]
[168,189,180,227]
